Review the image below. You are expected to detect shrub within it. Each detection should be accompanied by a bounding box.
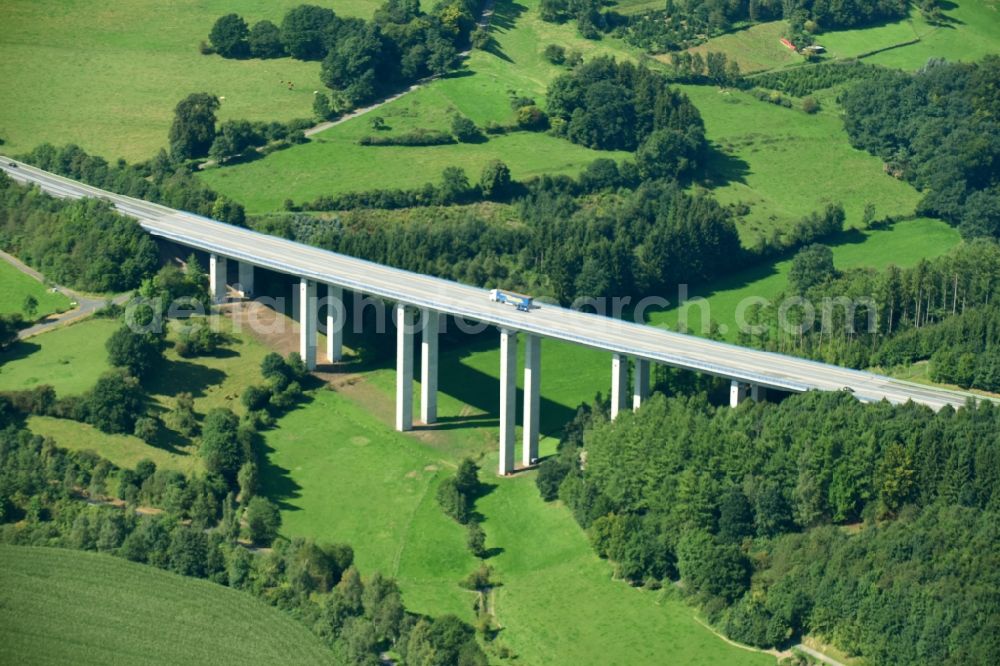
[802,96,820,114]
[359,129,456,146]
[544,44,566,64]
[245,496,282,545]
[451,115,483,143]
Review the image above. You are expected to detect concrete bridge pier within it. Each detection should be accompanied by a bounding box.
[499,328,518,475]
[209,253,227,304]
[299,279,318,370]
[730,380,767,407]
[611,353,628,419]
[237,261,254,297]
[633,359,650,411]
[421,309,439,425]
[396,304,414,432]
[522,334,540,467]
[326,284,344,363]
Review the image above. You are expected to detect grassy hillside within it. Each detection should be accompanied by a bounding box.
[681,21,798,73]
[0,545,333,665]
[0,260,72,320]
[686,83,924,244]
[0,0,378,160]
[199,0,637,212]
[0,318,118,395]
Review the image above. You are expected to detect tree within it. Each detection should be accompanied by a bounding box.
[313,92,333,121]
[86,370,146,434]
[636,128,701,180]
[199,408,245,482]
[237,461,258,504]
[248,20,285,58]
[439,166,471,203]
[788,244,836,294]
[168,392,198,437]
[209,14,249,58]
[168,93,220,160]
[479,159,512,199]
[22,295,38,320]
[133,416,159,444]
[0,314,22,350]
[106,326,164,379]
[455,458,481,497]
[280,4,338,60]
[544,43,566,64]
[436,477,470,523]
[245,496,282,545]
[466,521,487,557]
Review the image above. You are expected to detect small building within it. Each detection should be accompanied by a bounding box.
[802,45,827,54]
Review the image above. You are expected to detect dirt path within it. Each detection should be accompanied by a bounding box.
[0,249,127,339]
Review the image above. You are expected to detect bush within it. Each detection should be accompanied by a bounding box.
[479,160,512,199]
[544,44,566,64]
[359,129,456,146]
[451,115,483,143]
[802,96,820,114]
[436,477,470,524]
[515,105,548,130]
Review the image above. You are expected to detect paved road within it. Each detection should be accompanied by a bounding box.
[1,159,983,411]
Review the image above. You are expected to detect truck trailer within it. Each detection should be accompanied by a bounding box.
[489,288,533,312]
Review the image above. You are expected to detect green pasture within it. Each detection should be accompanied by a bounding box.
[0,260,72,320]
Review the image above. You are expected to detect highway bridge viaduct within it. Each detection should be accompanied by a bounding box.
[1,161,979,475]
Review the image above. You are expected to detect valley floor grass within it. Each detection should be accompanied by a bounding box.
[0,260,72,320]
[0,317,118,395]
[0,545,332,666]
[679,21,800,73]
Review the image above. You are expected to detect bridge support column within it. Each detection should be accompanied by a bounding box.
[499,328,518,475]
[209,254,227,304]
[611,353,628,420]
[299,279,317,370]
[522,334,540,467]
[730,380,750,408]
[326,285,344,363]
[291,282,300,321]
[633,359,650,412]
[751,384,766,402]
[421,309,438,425]
[395,304,414,432]
[237,262,254,298]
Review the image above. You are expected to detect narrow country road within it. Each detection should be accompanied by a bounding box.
[0,249,126,339]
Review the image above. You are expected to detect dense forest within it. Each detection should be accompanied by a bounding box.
[0,172,158,292]
[545,57,706,165]
[841,57,1000,239]
[537,390,1000,664]
[207,0,479,110]
[740,239,1000,386]
[0,407,487,664]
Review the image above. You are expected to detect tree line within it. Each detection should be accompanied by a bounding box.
[555,0,912,52]
[841,56,1000,240]
[0,405,487,664]
[739,239,1000,376]
[535,389,1000,664]
[207,0,479,111]
[16,143,247,226]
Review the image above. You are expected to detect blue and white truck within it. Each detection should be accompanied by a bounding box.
[490,288,533,312]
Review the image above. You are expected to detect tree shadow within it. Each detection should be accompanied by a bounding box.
[0,339,41,364]
[490,0,526,32]
[255,425,304,512]
[145,358,227,399]
[701,142,751,188]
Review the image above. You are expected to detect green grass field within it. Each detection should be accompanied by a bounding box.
[680,21,799,73]
[0,545,332,665]
[0,0,380,161]
[0,261,72,320]
[0,318,118,395]
[684,83,925,244]
[820,1,1000,70]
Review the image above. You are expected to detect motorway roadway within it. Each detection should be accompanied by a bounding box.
[1,159,982,411]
